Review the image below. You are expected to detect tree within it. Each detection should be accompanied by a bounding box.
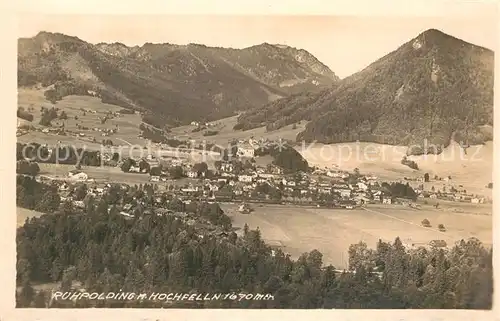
[17,279,35,307]
[120,158,135,172]
[74,184,88,201]
[17,160,40,176]
[139,159,150,173]
[424,173,430,182]
[34,291,47,308]
[59,111,68,120]
[348,241,375,271]
[421,219,431,227]
[214,161,222,171]
[150,166,162,176]
[169,166,184,179]
[193,162,209,175]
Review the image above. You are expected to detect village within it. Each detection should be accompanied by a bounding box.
[29,135,490,219]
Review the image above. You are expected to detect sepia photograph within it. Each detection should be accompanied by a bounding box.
[13,10,495,311]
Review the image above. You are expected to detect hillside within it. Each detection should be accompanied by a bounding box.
[18,32,339,126]
[236,29,494,154]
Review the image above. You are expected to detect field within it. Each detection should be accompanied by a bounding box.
[18,88,145,147]
[170,115,307,146]
[222,202,492,269]
[297,140,493,198]
[37,163,202,188]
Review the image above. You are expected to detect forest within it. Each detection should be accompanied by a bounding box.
[16,176,492,309]
[17,142,102,166]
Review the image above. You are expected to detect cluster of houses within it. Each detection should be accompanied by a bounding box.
[145,160,392,209]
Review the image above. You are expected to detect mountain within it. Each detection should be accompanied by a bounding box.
[236,29,494,154]
[18,32,339,126]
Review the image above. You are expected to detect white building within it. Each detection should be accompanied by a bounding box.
[220,162,234,172]
[68,170,88,181]
[129,166,140,173]
[357,182,369,191]
[237,144,255,158]
[333,184,352,198]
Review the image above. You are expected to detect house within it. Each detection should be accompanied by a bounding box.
[181,184,199,193]
[339,200,357,209]
[471,197,485,204]
[237,144,255,158]
[238,175,253,183]
[372,190,382,201]
[73,200,85,208]
[150,175,160,182]
[119,211,134,219]
[282,178,297,187]
[68,170,88,181]
[233,187,244,196]
[220,162,234,172]
[357,182,369,191]
[215,189,233,201]
[208,184,219,192]
[354,194,370,205]
[332,184,351,198]
[190,121,200,126]
[238,203,252,214]
[270,165,284,175]
[382,197,392,205]
[395,198,412,206]
[318,187,331,194]
[187,170,199,178]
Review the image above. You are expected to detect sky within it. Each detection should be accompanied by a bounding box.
[18,14,497,79]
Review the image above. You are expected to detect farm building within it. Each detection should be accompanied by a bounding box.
[237,143,256,158]
[68,170,88,181]
[238,203,253,214]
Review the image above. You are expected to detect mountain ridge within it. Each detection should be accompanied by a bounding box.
[18,31,339,126]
